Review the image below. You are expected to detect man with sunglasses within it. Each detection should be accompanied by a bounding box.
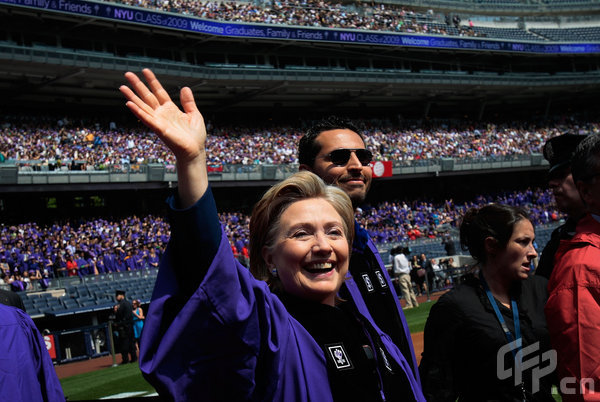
[536,133,587,279]
[299,116,425,402]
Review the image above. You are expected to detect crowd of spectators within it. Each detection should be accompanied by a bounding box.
[104,0,476,37]
[2,115,598,170]
[0,186,562,291]
[0,215,170,292]
[355,186,559,244]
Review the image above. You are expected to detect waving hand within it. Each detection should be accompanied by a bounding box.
[120,69,207,208]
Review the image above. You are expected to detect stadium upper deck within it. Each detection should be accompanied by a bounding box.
[1,0,599,118]
[98,0,600,40]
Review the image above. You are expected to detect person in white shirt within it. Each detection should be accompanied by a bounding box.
[393,247,419,309]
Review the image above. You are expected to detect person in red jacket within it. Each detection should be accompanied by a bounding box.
[66,253,78,277]
[546,133,600,401]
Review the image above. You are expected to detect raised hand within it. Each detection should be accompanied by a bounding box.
[119,69,205,163]
[120,69,208,208]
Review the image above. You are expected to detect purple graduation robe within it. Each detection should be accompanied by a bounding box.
[140,188,424,401]
[0,303,65,402]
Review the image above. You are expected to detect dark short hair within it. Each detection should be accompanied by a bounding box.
[298,116,363,168]
[572,134,600,183]
[460,203,530,264]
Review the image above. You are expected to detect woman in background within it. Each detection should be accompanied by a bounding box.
[132,299,144,353]
[420,204,555,401]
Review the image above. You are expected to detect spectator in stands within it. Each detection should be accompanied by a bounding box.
[420,204,554,401]
[298,115,424,399]
[120,68,424,401]
[125,248,139,271]
[21,269,32,289]
[442,234,456,255]
[0,256,9,276]
[147,247,159,269]
[10,273,27,292]
[75,252,91,276]
[0,303,65,401]
[546,134,600,400]
[54,253,68,277]
[536,133,587,279]
[66,253,78,277]
[103,244,118,273]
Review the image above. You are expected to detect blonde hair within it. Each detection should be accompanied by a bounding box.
[249,171,354,291]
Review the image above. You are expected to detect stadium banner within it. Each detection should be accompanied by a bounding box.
[44,334,57,359]
[2,0,600,54]
[371,161,393,178]
[207,164,223,173]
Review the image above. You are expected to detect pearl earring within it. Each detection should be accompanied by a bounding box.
[271,268,278,278]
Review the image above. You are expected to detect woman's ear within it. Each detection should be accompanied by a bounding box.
[484,237,498,256]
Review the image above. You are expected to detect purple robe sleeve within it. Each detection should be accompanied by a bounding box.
[0,304,65,402]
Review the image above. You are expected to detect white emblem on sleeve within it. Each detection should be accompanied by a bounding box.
[379,347,393,373]
[327,344,353,370]
[362,273,374,292]
[375,270,387,288]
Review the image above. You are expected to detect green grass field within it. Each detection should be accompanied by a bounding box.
[60,363,156,400]
[403,299,435,333]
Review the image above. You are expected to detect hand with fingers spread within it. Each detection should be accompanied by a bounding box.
[119,69,208,208]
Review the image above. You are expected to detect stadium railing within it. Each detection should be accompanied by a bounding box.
[3,154,548,185]
[0,268,159,318]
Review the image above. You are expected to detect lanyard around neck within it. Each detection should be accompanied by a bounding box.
[479,273,522,371]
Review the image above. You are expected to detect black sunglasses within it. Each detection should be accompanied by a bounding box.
[325,148,373,166]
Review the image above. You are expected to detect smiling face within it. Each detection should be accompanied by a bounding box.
[262,198,349,306]
[489,219,537,282]
[306,129,372,207]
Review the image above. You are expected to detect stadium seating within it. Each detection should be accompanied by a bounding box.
[14,269,158,318]
[98,0,600,42]
[2,116,598,169]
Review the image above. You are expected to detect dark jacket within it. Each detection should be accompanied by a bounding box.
[342,222,423,401]
[536,217,578,279]
[420,274,555,402]
[115,298,134,330]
